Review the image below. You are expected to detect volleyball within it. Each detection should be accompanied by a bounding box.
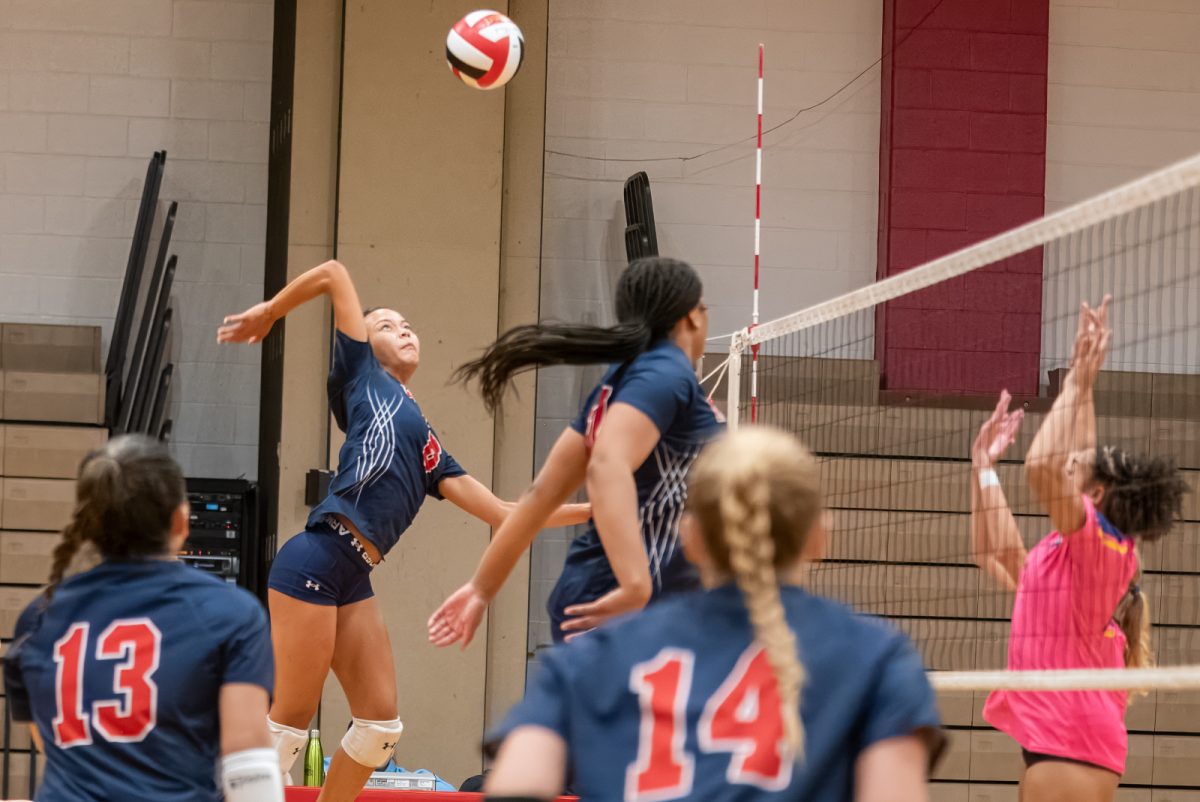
[445,10,524,90]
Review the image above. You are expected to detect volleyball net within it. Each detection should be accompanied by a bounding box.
[722,153,1200,692]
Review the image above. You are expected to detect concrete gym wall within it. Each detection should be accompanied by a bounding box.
[0,0,273,479]
[486,0,552,731]
[1046,0,1200,210]
[1042,0,1200,373]
[527,0,884,649]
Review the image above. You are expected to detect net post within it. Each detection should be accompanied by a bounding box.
[726,329,746,429]
[750,44,763,423]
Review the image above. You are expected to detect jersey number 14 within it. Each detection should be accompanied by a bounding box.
[52,618,162,748]
[627,646,793,802]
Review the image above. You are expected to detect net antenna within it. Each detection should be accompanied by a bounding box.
[725,151,1200,695]
[749,43,764,423]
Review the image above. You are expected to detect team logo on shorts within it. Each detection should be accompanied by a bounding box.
[423,431,443,473]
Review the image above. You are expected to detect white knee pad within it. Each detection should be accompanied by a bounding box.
[223,747,285,802]
[341,717,404,769]
[267,718,308,775]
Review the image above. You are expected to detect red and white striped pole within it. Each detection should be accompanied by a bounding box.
[750,43,763,423]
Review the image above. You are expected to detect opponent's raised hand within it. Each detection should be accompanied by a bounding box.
[1069,294,1112,390]
[972,390,1024,469]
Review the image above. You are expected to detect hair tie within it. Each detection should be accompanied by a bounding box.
[1130,584,1141,598]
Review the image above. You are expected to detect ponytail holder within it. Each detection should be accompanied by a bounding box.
[1130,584,1141,598]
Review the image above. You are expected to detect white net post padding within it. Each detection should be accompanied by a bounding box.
[725,329,748,429]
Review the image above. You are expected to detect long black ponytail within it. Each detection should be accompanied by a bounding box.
[457,257,703,412]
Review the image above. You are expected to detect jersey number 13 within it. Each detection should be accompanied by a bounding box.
[52,618,162,748]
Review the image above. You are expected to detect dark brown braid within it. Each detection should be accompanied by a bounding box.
[45,435,186,599]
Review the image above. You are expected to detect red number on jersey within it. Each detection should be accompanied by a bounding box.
[584,385,614,449]
[52,624,92,747]
[93,619,162,742]
[51,618,162,748]
[626,649,695,802]
[625,646,793,801]
[699,646,792,789]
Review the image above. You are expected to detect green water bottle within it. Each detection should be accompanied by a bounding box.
[303,729,325,786]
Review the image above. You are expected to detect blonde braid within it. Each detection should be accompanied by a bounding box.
[721,468,806,759]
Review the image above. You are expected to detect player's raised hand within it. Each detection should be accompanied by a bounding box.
[972,390,1023,469]
[428,582,488,649]
[217,301,275,345]
[1068,294,1112,389]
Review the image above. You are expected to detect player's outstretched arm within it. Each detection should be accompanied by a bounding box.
[217,258,367,345]
[560,402,658,637]
[219,683,284,802]
[1026,296,1110,535]
[970,391,1025,590]
[484,725,566,802]
[428,429,589,649]
[439,474,590,529]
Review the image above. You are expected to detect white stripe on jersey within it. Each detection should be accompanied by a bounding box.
[350,385,402,503]
[639,440,705,590]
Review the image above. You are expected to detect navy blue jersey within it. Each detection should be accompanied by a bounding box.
[496,585,943,802]
[309,330,466,554]
[565,339,722,595]
[2,560,273,802]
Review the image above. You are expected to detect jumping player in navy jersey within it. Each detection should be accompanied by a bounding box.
[218,258,588,801]
[2,435,281,802]
[429,257,722,647]
[484,427,945,802]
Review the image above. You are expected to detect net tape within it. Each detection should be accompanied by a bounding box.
[932,666,1200,691]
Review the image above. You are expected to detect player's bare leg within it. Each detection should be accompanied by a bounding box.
[317,596,399,802]
[267,590,337,778]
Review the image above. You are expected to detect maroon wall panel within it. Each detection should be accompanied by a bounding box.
[877,0,1050,396]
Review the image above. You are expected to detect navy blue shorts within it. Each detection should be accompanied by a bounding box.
[547,539,618,643]
[268,517,376,606]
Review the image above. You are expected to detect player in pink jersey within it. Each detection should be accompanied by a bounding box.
[968,296,1189,801]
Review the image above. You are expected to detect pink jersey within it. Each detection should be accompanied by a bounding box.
[983,495,1138,775]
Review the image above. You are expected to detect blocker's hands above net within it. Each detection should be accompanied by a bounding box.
[1068,294,1112,390]
[972,390,1024,469]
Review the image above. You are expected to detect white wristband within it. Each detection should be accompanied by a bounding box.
[977,468,1000,489]
[222,747,285,802]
